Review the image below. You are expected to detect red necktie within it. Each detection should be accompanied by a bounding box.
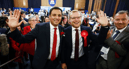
[113,30,120,58]
[51,28,57,61]
[75,29,79,61]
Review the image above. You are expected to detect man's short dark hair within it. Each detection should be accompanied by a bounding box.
[63,13,68,18]
[49,7,62,15]
[0,17,8,27]
[116,10,129,16]
[21,11,25,14]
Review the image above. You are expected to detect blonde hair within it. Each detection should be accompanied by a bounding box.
[68,10,82,19]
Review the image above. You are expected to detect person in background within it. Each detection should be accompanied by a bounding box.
[45,17,50,22]
[0,16,9,69]
[82,18,93,30]
[22,16,38,68]
[3,8,6,13]
[19,11,28,29]
[9,26,24,69]
[63,14,71,28]
[30,8,34,13]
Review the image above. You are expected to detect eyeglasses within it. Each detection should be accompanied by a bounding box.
[70,16,81,19]
[29,20,38,21]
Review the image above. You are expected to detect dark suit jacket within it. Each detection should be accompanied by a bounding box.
[61,25,109,65]
[0,28,6,34]
[98,26,129,69]
[9,22,64,69]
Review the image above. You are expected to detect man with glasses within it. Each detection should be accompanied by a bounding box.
[61,10,109,69]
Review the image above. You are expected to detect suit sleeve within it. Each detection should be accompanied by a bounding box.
[122,38,129,50]
[8,24,39,43]
[104,37,127,56]
[97,26,109,44]
[89,26,109,52]
[89,26,109,46]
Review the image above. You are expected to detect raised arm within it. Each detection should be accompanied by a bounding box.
[8,9,22,32]
[96,10,108,26]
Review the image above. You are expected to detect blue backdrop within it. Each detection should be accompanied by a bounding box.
[101,0,106,10]
[0,0,129,17]
[91,0,95,11]
[13,7,40,13]
[104,0,116,17]
[85,0,89,10]
[85,0,129,17]
[28,0,41,8]
[0,0,14,11]
[63,0,75,10]
[117,0,129,13]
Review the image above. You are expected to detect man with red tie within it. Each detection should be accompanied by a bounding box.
[8,7,63,69]
[61,10,109,69]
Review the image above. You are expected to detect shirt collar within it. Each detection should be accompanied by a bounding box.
[72,26,81,31]
[115,26,127,33]
[50,22,58,30]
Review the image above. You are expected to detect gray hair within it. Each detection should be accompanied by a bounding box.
[115,10,129,17]
[28,15,36,21]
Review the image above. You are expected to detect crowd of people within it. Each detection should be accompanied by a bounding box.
[0,6,129,69]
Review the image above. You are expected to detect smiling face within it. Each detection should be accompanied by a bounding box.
[69,11,82,28]
[29,17,37,25]
[63,16,68,24]
[49,9,62,27]
[114,13,128,30]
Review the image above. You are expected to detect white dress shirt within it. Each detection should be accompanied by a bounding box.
[71,26,84,59]
[101,26,127,60]
[48,23,60,59]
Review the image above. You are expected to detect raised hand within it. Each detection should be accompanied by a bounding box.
[96,10,108,26]
[106,29,113,39]
[8,9,22,31]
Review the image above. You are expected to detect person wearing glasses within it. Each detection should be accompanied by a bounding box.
[22,15,38,68]
[61,10,109,69]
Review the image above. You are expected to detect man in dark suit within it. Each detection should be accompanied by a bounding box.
[8,7,63,69]
[96,10,129,69]
[61,10,109,69]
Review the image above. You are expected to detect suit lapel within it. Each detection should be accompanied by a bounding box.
[115,27,129,41]
[81,26,85,47]
[66,26,73,55]
[58,25,62,55]
[69,26,72,47]
[57,25,64,59]
[58,25,62,39]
